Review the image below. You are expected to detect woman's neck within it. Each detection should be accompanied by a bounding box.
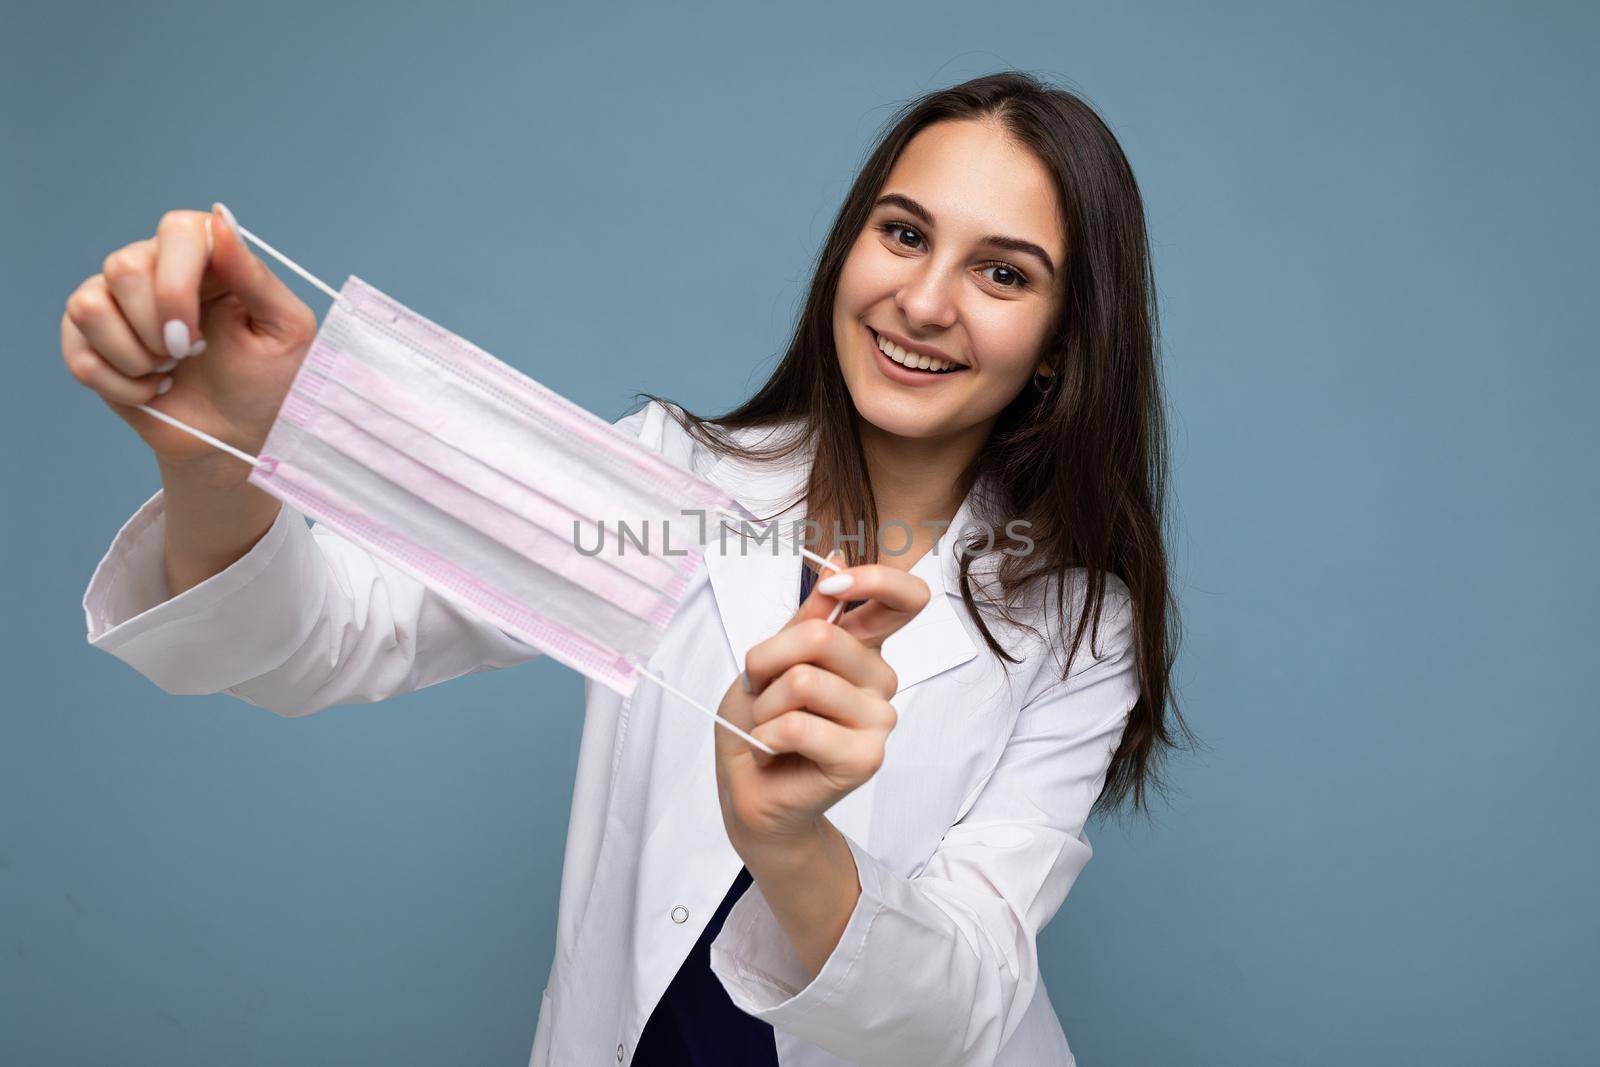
[853,418,991,572]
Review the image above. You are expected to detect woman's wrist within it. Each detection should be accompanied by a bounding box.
[733,814,830,875]
[157,459,283,596]
[738,816,863,980]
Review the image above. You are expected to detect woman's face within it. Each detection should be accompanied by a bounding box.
[832,118,1067,446]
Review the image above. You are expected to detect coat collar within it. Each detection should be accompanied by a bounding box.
[698,422,978,697]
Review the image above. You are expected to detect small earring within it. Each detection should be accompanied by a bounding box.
[1032,371,1054,394]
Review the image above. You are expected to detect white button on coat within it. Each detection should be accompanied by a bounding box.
[81,401,1139,1066]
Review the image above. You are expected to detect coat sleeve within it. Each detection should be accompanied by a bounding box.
[707,585,1141,1065]
[82,400,679,717]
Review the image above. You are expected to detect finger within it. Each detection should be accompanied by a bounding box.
[100,239,170,358]
[750,661,897,732]
[750,709,887,780]
[834,600,924,649]
[811,564,932,649]
[61,312,171,406]
[154,210,214,358]
[68,273,174,378]
[743,616,897,698]
[783,549,848,628]
[204,202,315,337]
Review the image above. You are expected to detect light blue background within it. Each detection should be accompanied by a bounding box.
[4,1,1595,1063]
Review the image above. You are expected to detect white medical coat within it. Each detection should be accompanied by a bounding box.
[82,400,1139,1066]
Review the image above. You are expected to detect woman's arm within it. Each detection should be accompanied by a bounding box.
[708,587,1141,1066]
[83,487,542,716]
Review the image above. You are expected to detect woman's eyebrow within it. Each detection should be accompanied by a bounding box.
[873,193,1057,279]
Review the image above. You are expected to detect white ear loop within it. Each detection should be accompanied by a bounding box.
[711,508,850,624]
[128,211,864,757]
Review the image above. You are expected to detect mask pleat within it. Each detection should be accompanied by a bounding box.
[253,438,649,692]
[280,397,688,620]
[340,276,728,510]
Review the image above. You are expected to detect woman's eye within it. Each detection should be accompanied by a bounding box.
[983,264,1029,291]
[880,221,924,249]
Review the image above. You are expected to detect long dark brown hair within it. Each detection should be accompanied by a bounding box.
[642,71,1191,815]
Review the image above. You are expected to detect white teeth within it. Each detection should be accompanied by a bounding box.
[874,331,961,373]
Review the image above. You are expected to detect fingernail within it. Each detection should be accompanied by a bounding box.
[154,376,174,396]
[163,320,190,359]
[156,357,178,372]
[216,202,242,246]
[187,338,207,357]
[817,573,854,595]
[740,670,753,694]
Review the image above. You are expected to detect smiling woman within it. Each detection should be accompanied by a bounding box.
[652,75,1185,819]
[69,69,1187,1067]
[626,71,1190,1063]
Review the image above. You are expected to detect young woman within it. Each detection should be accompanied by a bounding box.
[67,72,1187,1065]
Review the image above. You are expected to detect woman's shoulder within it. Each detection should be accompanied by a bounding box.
[953,551,1136,690]
[609,398,724,477]
[612,399,806,483]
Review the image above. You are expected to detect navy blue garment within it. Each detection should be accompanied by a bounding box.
[797,556,863,610]
[632,564,827,1063]
[798,558,820,603]
[633,862,779,1063]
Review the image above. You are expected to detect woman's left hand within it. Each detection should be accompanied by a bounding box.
[713,558,932,855]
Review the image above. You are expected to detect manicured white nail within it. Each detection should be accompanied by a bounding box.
[154,376,174,396]
[156,358,178,372]
[740,670,753,694]
[163,320,190,359]
[216,202,241,245]
[187,338,207,357]
[817,573,854,596]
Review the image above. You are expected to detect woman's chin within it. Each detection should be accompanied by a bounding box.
[850,394,960,442]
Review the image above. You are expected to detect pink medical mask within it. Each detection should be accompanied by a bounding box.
[135,215,841,753]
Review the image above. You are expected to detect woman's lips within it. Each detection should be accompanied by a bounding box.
[868,326,968,387]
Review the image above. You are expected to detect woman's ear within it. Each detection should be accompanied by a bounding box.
[1029,357,1058,398]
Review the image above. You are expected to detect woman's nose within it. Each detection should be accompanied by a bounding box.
[894,259,960,331]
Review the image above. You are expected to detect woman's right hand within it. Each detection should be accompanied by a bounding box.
[61,203,318,487]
